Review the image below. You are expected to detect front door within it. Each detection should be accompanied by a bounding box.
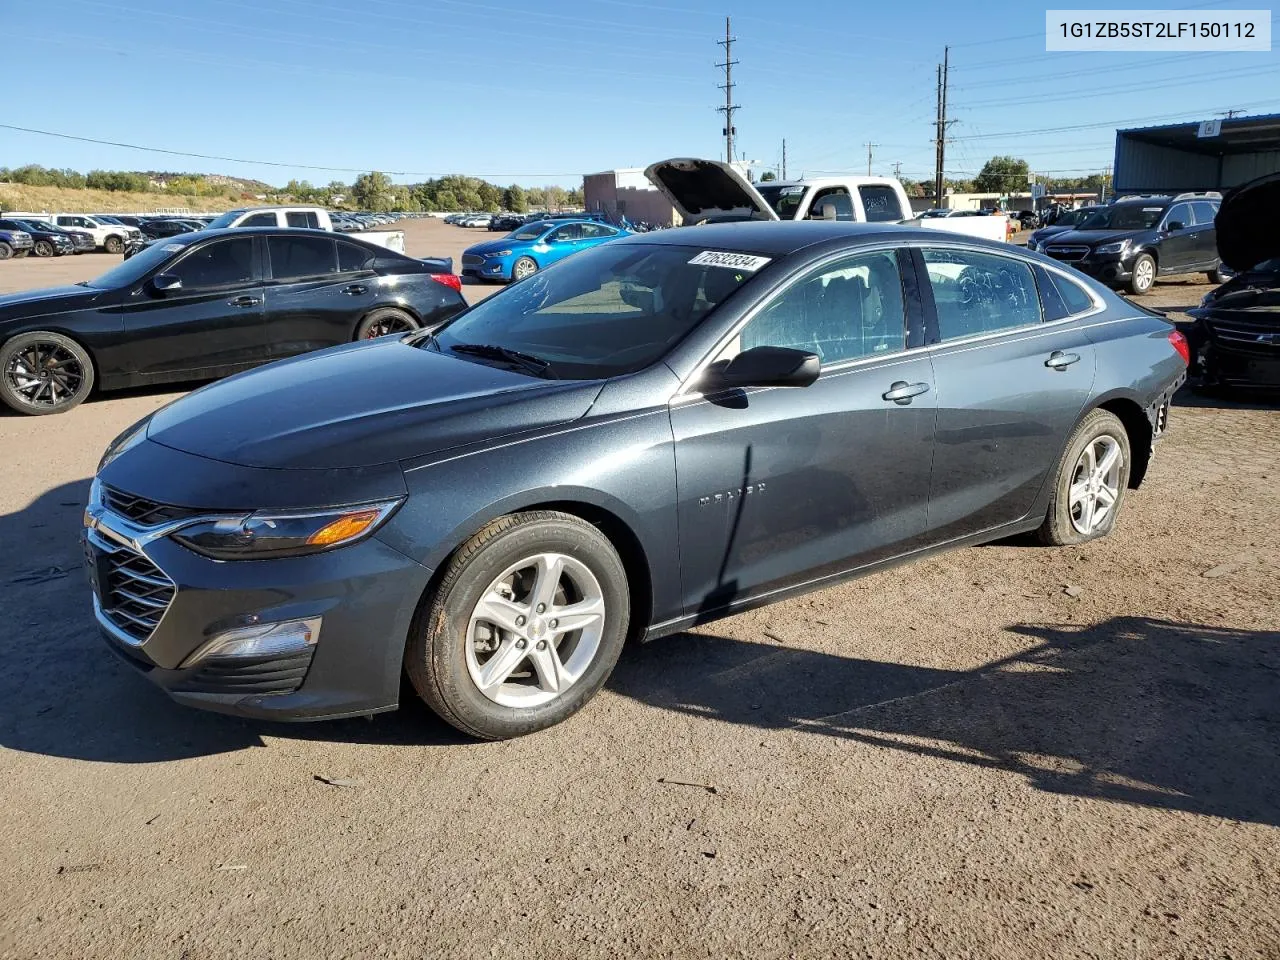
[916,247,1096,543]
[123,235,266,379]
[1157,202,1198,274]
[670,248,936,619]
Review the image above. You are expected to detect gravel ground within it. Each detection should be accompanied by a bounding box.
[0,219,1277,959]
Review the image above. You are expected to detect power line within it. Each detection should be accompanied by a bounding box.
[950,97,1280,142]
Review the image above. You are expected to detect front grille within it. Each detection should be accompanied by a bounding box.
[461,254,484,266]
[1207,317,1280,353]
[98,541,175,643]
[1045,245,1090,261]
[102,485,202,526]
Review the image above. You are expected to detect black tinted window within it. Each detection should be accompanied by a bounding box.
[859,185,904,222]
[286,211,321,229]
[169,238,255,288]
[736,250,906,363]
[337,241,376,272]
[1190,201,1218,226]
[1050,272,1096,315]
[241,213,277,227]
[1164,203,1193,230]
[268,236,337,280]
[1035,266,1070,322]
[923,249,1040,340]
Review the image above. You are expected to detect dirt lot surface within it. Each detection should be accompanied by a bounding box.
[1,218,1277,959]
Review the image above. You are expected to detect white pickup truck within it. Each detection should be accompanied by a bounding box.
[34,214,142,253]
[644,158,1008,243]
[205,206,406,253]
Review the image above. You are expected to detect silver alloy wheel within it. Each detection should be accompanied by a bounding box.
[1134,257,1154,291]
[512,258,536,280]
[5,341,85,408]
[1068,434,1123,535]
[465,552,606,708]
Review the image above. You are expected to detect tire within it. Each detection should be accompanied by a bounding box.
[1037,409,1131,546]
[354,306,420,340]
[511,256,538,281]
[1127,253,1156,295]
[0,242,11,261]
[33,240,54,258]
[406,510,631,740]
[104,235,124,255]
[1209,265,1232,284]
[0,331,96,415]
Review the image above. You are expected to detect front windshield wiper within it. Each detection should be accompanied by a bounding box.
[448,343,557,378]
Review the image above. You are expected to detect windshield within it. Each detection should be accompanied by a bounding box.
[431,243,765,379]
[755,184,807,219]
[512,223,551,241]
[85,238,193,288]
[1080,204,1165,231]
[205,210,246,229]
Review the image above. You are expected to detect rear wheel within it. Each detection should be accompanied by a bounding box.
[1038,409,1131,546]
[0,332,96,415]
[511,256,538,281]
[104,235,124,255]
[406,510,630,740]
[1127,254,1156,295]
[355,307,419,340]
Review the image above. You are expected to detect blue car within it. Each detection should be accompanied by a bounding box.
[461,219,630,282]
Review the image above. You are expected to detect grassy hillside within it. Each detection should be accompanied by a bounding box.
[0,183,244,215]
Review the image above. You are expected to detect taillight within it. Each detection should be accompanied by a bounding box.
[1168,330,1190,366]
[431,272,462,293]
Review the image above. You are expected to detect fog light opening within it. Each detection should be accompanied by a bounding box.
[182,617,322,667]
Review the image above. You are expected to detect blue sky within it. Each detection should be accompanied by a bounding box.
[3,0,1277,188]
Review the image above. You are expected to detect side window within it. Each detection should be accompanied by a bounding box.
[551,223,583,241]
[240,212,278,227]
[1034,266,1070,322]
[267,236,338,280]
[1163,203,1193,231]
[337,241,375,273]
[858,185,905,223]
[1050,272,1096,315]
[729,250,907,364]
[807,189,854,221]
[922,248,1041,341]
[168,238,255,288]
[285,211,321,229]
[1190,201,1218,227]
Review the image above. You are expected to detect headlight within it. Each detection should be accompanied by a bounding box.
[492,250,513,257]
[171,499,403,560]
[97,417,151,472]
[1094,240,1129,254]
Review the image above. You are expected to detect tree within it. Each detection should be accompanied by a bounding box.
[760,171,777,182]
[973,156,1031,195]
[352,171,394,211]
[504,184,528,213]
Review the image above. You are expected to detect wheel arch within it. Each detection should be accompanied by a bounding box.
[1090,394,1152,488]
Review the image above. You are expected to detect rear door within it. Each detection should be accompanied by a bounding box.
[543,223,587,264]
[122,235,266,379]
[1189,201,1221,269]
[262,234,373,359]
[917,246,1096,543]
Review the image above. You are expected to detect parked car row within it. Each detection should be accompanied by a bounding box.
[0,212,141,254]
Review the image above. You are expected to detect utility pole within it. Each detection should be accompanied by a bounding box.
[864,142,879,176]
[891,161,903,179]
[716,18,739,164]
[781,138,787,180]
[933,46,950,208]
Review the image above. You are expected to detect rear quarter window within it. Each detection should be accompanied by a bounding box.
[1049,272,1097,315]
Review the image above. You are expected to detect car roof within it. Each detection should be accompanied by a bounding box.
[613,220,985,257]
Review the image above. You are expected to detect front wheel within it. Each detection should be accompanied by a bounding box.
[104,235,124,255]
[511,256,538,281]
[1037,409,1131,546]
[406,511,630,740]
[33,240,54,258]
[1209,265,1233,285]
[0,331,96,415]
[0,242,11,260]
[354,307,420,340]
[1127,253,1156,295]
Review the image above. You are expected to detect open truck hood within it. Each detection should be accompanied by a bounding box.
[1217,172,1280,273]
[644,158,780,224]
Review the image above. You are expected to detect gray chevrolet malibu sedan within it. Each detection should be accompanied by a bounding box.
[84,222,1188,739]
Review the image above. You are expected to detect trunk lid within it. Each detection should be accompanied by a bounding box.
[643,158,780,224]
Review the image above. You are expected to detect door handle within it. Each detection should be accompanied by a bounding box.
[341,284,368,295]
[1045,350,1081,369]
[882,381,930,404]
[229,296,262,307]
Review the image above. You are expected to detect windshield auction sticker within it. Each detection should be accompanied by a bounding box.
[1046,10,1271,50]
[689,251,772,271]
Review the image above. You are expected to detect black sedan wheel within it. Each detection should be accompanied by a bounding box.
[406,510,630,740]
[33,240,54,258]
[355,307,420,340]
[0,332,96,415]
[104,236,124,255]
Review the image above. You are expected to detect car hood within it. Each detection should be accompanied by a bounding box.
[644,157,780,224]
[1194,262,1280,313]
[0,285,106,320]
[465,237,531,255]
[1216,172,1280,272]
[146,337,605,470]
[1044,228,1145,246]
[1029,225,1072,243]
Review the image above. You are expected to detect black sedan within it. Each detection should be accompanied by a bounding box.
[0,228,466,415]
[85,221,1188,739]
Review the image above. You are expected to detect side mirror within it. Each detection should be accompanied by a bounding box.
[1167,220,1185,232]
[151,273,183,294]
[701,346,821,391]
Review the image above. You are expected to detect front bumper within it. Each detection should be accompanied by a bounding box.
[6,237,34,251]
[82,481,431,721]
[1047,252,1133,285]
[460,256,512,281]
[1185,317,1280,389]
